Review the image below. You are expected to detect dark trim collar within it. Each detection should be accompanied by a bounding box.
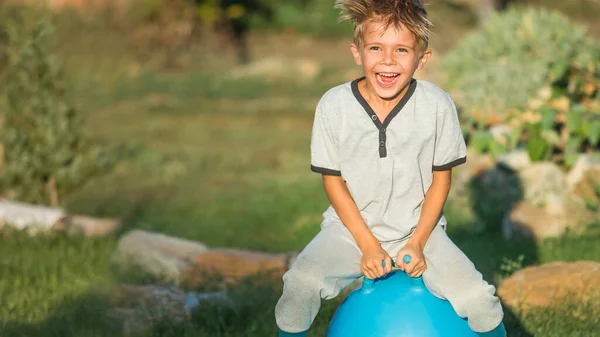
[350,77,417,158]
[351,77,417,131]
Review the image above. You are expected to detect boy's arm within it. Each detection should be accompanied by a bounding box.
[322,175,392,279]
[397,169,452,277]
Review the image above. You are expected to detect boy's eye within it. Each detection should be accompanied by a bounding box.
[370,46,380,51]
[397,48,408,53]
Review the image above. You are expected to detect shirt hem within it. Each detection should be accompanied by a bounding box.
[433,156,467,171]
[311,165,342,176]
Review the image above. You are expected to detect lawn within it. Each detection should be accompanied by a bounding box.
[1,3,600,337]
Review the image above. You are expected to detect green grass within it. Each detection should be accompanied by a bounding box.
[2,222,599,337]
[1,6,600,337]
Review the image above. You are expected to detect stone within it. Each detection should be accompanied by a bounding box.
[497,261,600,311]
[447,150,495,220]
[184,291,234,315]
[107,284,190,336]
[112,229,209,282]
[506,193,595,241]
[571,170,600,206]
[567,153,600,189]
[67,215,121,237]
[519,162,567,207]
[183,248,296,287]
[452,149,495,195]
[507,201,562,240]
[0,199,66,234]
[497,150,532,172]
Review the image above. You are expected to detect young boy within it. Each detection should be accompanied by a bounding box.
[275,1,507,336]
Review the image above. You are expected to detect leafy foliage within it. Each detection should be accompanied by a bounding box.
[0,8,111,206]
[443,8,600,168]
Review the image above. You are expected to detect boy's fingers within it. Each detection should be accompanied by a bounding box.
[364,264,376,279]
[376,259,385,276]
[367,267,377,279]
[384,257,392,274]
[412,264,426,277]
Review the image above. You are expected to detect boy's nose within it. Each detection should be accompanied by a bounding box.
[380,52,396,66]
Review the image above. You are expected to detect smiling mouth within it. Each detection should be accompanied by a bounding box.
[376,72,400,88]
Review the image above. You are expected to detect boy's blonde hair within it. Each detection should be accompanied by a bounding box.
[335,0,431,51]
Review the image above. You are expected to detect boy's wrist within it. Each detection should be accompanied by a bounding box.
[407,233,427,251]
[357,235,381,253]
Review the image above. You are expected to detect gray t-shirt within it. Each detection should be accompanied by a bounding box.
[310,78,467,242]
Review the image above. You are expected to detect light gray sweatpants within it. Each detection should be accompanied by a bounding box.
[274,221,504,333]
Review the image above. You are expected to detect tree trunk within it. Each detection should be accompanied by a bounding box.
[46,176,59,207]
[0,143,4,172]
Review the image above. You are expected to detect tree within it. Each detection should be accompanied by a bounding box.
[0,8,107,206]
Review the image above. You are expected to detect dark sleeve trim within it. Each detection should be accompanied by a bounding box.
[433,156,467,171]
[311,165,341,176]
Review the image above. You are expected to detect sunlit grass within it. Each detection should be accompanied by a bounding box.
[1,4,600,336]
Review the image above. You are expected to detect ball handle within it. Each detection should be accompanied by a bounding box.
[363,254,423,292]
[381,254,411,269]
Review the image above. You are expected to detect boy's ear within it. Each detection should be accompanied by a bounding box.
[350,43,362,65]
[417,48,432,70]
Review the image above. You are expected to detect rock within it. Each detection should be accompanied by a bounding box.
[0,199,66,234]
[184,291,233,315]
[567,153,600,189]
[506,193,594,241]
[452,150,495,195]
[112,229,209,282]
[183,248,296,287]
[497,150,532,172]
[498,261,600,311]
[571,170,600,206]
[67,215,121,237]
[107,284,190,336]
[507,201,563,240]
[519,162,567,207]
[447,150,495,220]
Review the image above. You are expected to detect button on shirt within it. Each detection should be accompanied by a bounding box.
[310,78,467,242]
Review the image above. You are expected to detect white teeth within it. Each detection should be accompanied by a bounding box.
[379,73,399,78]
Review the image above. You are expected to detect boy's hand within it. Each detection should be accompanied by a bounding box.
[361,246,393,279]
[396,241,427,278]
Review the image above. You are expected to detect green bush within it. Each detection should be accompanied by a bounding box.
[0,8,111,206]
[443,7,600,168]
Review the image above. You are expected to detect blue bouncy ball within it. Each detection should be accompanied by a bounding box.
[327,255,478,337]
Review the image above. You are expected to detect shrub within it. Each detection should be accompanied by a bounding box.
[442,8,600,168]
[0,8,110,206]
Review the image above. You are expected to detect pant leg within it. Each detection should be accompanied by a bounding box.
[274,221,363,333]
[420,225,504,333]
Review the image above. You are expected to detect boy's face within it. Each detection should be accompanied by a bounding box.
[350,19,431,101]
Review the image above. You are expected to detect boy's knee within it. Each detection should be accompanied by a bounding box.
[453,285,504,332]
[282,265,324,293]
